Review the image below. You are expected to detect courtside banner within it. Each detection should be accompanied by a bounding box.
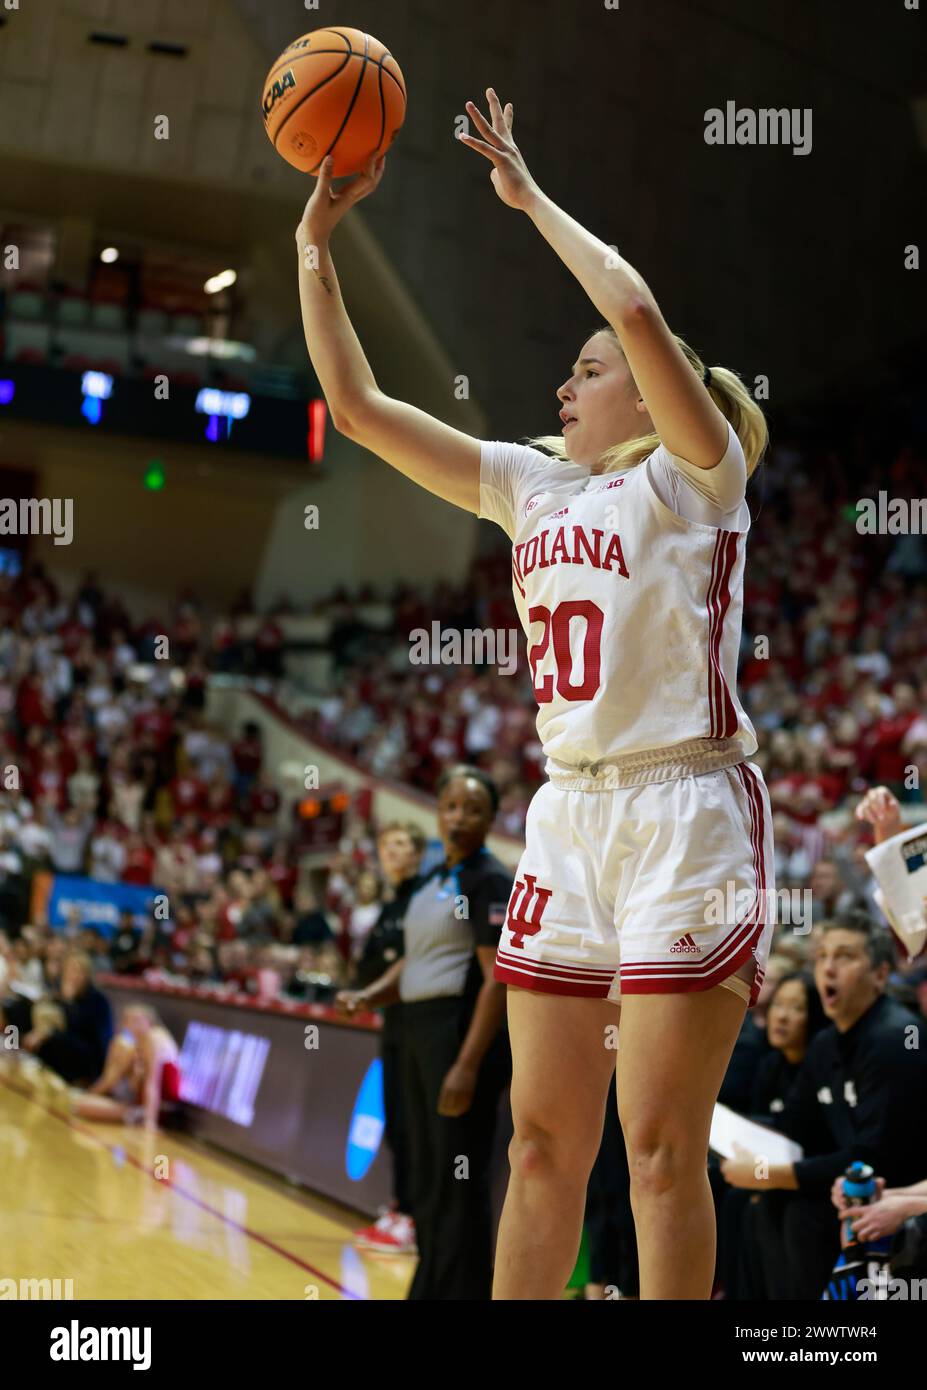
[45,875,162,935]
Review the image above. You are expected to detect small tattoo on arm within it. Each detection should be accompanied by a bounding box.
[314,272,334,296]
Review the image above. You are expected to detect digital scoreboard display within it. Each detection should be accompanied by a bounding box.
[0,362,316,460]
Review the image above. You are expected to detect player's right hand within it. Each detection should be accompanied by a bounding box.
[296,153,386,247]
[334,990,363,1016]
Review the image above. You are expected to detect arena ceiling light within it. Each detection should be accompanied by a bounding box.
[204,269,237,294]
[100,247,119,263]
[173,337,256,361]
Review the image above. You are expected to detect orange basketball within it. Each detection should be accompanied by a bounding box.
[261,26,406,178]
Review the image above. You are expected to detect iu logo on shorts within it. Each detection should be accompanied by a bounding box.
[505,873,553,949]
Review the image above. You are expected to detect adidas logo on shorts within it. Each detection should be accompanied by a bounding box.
[669,933,700,954]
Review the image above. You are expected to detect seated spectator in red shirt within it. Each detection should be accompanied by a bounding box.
[790,744,845,824]
[806,655,859,717]
[169,770,206,819]
[58,608,89,658]
[231,721,263,795]
[826,711,863,789]
[768,737,805,816]
[122,832,155,886]
[247,772,280,828]
[133,695,175,756]
[60,709,93,769]
[170,904,198,961]
[859,683,920,791]
[0,713,18,764]
[16,673,53,729]
[202,771,235,831]
[266,839,297,908]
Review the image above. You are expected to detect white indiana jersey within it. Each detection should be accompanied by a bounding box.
[478,421,759,772]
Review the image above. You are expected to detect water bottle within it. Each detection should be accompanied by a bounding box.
[823,1160,892,1299]
[841,1160,877,1250]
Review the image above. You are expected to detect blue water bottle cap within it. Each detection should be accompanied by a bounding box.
[843,1160,876,1203]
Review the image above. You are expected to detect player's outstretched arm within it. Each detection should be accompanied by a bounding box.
[296,157,481,514]
[338,394,481,513]
[460,87,728,471]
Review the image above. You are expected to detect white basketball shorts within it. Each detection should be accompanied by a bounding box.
[493,760,775,1008]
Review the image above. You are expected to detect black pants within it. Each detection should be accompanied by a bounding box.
[717,1185,769,1299]
[1,996,33,1037]
[753,1190,841,1299]
[37,1031,104,1085]
[585,1083,639,1295]
[380,1007,413,1215]
[401,996,511,1300]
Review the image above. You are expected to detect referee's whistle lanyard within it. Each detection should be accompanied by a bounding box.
[434,846,488,901]
[434,871,459,902]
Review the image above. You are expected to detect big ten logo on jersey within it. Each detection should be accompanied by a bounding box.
[595,476,624,528]
[524,493,547,518]
[505,873,553,948]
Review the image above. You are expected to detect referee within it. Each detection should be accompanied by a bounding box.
[340,765,513,1299]
[349,820,426,1244]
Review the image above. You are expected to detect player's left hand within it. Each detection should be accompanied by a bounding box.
[456,88,541,213]
[437,1060,477,1117]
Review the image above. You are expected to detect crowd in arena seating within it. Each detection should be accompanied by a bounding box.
[0,563,358,1006]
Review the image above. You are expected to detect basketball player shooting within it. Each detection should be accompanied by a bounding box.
[295,86,775,1300]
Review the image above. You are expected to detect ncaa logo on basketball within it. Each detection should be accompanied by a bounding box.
[262,70,297,122]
